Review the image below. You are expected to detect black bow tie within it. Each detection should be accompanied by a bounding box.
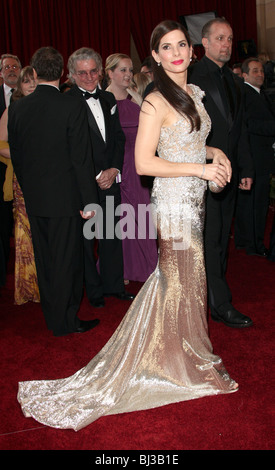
[83,89,100,100]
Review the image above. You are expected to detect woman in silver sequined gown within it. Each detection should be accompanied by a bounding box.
[17,21,238,431]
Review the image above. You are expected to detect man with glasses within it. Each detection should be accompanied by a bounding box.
[0,54,21,115]
[67,47,135,309]
[0,54,21,287]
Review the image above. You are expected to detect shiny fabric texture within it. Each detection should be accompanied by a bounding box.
[13,175,40,305]
[17,85,237,431]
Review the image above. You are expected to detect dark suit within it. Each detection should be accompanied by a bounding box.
[8,84,98,335]
[235,84,275,253]
[68,85,126,300]
[189,56,254,312]
[0,84,13,286]
[0,84,6,115]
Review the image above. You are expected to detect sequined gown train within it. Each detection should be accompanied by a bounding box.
[17,85,237,431]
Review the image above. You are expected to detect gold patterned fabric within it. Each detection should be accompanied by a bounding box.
[17,85,237,431]
[0,140,13,201]
[13,175,40,305]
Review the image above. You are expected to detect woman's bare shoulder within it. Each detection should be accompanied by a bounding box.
[141,91,169,117]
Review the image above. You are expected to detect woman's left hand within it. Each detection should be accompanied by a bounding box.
[211,149,232,183]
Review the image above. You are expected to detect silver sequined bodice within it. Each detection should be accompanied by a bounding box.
[153,84,210,199]
[151,84,211,240]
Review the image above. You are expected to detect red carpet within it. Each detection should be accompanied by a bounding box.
[0,210,274,452]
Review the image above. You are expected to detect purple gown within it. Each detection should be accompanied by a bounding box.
[117,97,158,282]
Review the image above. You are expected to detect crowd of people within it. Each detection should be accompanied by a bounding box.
[0,17,274,430]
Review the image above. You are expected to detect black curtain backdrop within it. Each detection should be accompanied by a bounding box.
[0,0,257,77]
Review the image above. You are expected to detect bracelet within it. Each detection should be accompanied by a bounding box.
[200,164,205,179]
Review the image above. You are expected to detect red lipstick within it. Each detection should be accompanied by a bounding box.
[172,60,183,65]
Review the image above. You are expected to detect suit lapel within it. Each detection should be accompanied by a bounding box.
[197,58,228,122]
[231,72,241,120]
[199,57,240,127]
[98,93,110,144]
[0,85,6,116]
[86,104,104,141]
[86,92,110,145]
[203,72,228,122]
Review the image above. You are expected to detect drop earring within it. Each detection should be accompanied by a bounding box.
[158,62,161,67]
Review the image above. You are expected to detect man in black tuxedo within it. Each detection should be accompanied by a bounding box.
[0,54,21,286]
[67,48,135,308]
[235,58,275,256]
[8,47,99,336]
[189,18,254,328]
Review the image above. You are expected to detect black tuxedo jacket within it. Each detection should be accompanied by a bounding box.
[0,84,7,182]
[68,86,125,179]
[0,84,7,186]
[0,85,6,118]
[8,84,98,217]
[188,56,254,179]
[243,84,275,175]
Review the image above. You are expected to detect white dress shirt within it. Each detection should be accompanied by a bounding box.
[244,81,260,93]
[79,87,106,141]
[4,83,14,107]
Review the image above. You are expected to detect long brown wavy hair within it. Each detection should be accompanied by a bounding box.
[150,20,201,132]
[12,66,35,101]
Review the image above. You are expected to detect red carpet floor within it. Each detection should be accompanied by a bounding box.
[0,210,274,453]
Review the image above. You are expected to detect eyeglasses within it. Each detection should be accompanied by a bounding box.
[76,68,99,78]
[3,64,20,71]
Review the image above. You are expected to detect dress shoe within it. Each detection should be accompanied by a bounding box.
[75,319,100,333]
[246,248,268,257]
[104,291,135,301]
[211,304,253,328]
[89,296,105,308]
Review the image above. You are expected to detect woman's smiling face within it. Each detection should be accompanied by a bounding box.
[152,29,192,78]
[108,58,133,90]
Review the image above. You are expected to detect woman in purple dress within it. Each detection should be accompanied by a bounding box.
[105,53,158,282]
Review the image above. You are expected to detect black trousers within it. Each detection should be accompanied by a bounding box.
[234,173,270,253]
[0,162,13,286]
[83,188,124,301]
[204,179,237,310]
[29,215,84,336]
